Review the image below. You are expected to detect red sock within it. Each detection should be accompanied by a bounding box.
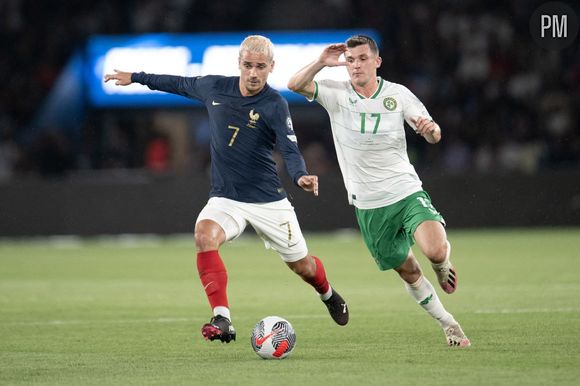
[304,256,330,295]
[196,250,228,309]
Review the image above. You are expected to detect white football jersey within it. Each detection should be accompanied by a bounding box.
[312,77,432,209]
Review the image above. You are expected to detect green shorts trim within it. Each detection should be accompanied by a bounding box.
[355,191,445,271]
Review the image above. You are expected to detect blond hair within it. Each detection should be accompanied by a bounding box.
[239,35,274,62]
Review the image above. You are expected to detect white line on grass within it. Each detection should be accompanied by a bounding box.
[475,307,580,314]
[3,308,578,327]
[1,314,328,327]
[1,317,192,327]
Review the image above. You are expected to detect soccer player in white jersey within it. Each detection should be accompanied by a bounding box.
[288,35,470,347]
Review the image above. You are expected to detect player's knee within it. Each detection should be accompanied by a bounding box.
[194,220,225,252]
[194,230,220,251]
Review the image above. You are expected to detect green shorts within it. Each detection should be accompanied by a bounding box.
[355,191,445,271]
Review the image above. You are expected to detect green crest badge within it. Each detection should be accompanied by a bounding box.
[383,97,397,111]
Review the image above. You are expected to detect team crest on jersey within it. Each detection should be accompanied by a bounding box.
[383,97,397,111]
[247,109,260,128]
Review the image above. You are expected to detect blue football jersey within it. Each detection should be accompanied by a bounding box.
[132,73,308,203]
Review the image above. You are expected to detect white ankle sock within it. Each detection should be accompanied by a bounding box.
[213,306,231,321]
[320,287,333,301]
[404,276,455,328]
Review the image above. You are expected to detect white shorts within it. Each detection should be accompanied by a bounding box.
[195,197,308,262]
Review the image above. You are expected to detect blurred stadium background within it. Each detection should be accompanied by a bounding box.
[1,3,580,385]
[0,0,579,235]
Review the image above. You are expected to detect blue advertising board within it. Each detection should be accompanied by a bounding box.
[85,30,379,107]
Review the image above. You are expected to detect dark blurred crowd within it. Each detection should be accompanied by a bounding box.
[1,0,579,181]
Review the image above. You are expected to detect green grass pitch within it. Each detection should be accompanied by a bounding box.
[1,228,579,385]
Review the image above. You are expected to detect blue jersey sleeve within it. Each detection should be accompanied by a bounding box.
[271,97,308,184]
[131,72,215,102]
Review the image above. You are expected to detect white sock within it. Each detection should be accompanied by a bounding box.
[320,286,333,301]
[213,306,231,321]
[404,276,455,328]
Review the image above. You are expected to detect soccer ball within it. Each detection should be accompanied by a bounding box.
[250,316,296,359]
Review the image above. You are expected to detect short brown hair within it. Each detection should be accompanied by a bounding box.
[346,35,379,55]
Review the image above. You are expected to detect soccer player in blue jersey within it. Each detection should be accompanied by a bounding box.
[104,35,348,343]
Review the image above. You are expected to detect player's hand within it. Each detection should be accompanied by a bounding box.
[411,117,437,136]
[410,117,441,144]
[298,175,319,197]
[319,44,348,67]
[104,69,133,86]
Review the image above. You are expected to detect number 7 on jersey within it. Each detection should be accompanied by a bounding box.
[227,125,240,146]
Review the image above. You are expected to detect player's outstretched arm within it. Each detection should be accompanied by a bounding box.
[297,175,319,197]
[104,69,133,86]
[287,43,348,99]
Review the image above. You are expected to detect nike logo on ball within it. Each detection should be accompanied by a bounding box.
[255,331,276,346]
